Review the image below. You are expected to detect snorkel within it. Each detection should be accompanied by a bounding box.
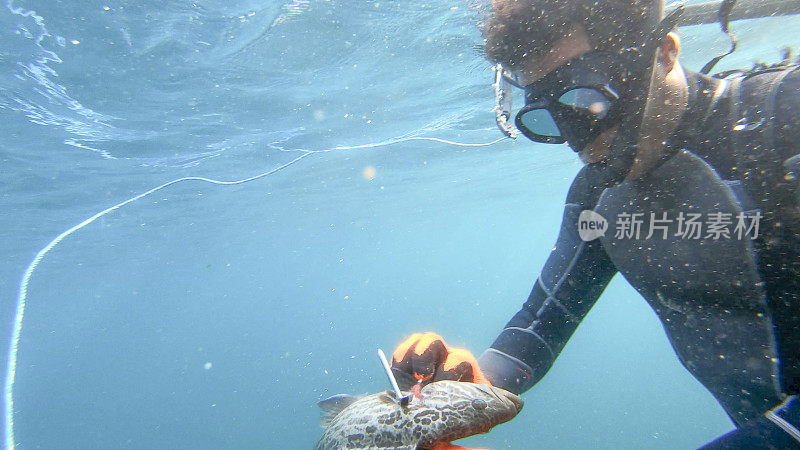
[492,63,519,139]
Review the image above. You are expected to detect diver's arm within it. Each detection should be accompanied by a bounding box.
[477,169,618,394]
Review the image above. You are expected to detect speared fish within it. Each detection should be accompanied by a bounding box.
[314,349,523,450]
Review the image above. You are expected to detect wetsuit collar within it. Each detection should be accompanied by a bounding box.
[631,69,730,178]
[668,69,729,150]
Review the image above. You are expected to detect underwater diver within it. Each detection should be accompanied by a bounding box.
[390,0,800,447]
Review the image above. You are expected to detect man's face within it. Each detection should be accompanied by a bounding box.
[512,23,688,177]
[514,25,616,164]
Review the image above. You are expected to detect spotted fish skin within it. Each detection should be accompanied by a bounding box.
[314,381,523,450]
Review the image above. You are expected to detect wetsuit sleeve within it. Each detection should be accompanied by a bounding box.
[477,168,618,394]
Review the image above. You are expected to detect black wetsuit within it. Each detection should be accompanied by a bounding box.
[478,67,800,444]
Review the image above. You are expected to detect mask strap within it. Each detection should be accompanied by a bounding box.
[621,5,684,70]
[699,0,739,75]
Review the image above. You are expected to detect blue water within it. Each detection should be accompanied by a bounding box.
[2,0,799,448]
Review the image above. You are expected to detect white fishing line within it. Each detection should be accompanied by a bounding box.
[2,133,509,450]
[405,136,509,147]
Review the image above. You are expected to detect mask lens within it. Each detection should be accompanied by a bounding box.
[558,88,613,120]
[517,108,561,138]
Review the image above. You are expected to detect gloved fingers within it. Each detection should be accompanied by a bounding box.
[441,347,492,385]
[392,332,449,388]
[391,332,491,388]
[392,332,447,364]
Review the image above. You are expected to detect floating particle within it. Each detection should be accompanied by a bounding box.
[362,166,376,180]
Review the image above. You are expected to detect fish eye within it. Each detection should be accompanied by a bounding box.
[471,399,488,410]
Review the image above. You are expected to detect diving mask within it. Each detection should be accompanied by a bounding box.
[514,51,628,152]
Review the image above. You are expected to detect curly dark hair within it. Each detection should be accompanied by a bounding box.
[483,0,663,69]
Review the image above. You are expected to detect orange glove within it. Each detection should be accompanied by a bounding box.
[390,332,491,390]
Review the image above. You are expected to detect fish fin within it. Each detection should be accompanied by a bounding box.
[426,443,489,450]
[317,394,359,427]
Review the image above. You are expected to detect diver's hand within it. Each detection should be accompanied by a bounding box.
[390,332,490,390]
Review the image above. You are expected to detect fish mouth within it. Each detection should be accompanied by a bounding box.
[477,384,524,414]
[501,389,524,414]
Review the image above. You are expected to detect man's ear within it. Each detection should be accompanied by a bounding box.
[657,31,681,66]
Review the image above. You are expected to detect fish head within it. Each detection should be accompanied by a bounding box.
[412,380,523,445]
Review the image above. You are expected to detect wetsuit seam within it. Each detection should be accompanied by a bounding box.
[766,408,800,443]
[537,238,588,323]
[483,348,538,373]
[537,276,579,323]
[503,326,557,360]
